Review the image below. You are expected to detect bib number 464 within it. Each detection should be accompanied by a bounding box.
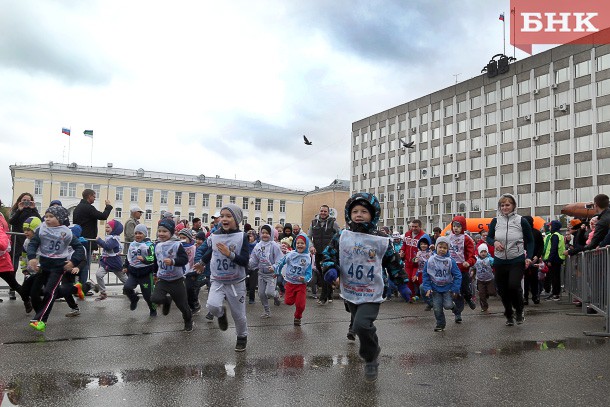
[347,264,375,281]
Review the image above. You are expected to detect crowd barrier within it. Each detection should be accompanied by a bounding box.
[563,246,610,336]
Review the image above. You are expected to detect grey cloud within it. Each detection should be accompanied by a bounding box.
[0,1,113,84]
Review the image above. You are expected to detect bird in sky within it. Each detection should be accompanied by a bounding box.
[400,139,415,149]
[303,135,312,145]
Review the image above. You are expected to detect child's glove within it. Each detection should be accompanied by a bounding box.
[324,268,338,283]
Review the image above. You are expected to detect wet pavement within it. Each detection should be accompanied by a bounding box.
[1,289,610,406]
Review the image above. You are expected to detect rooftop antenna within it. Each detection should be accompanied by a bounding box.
[453,73,461,84]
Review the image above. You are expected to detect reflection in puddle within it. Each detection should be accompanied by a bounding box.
[1,337,608,404]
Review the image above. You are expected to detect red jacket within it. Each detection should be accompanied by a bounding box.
[400,229,426,276]
[0,225,14,273]
[449,215,476,273]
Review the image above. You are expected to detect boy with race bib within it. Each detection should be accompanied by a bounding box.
[200,204,250,352]
[275,233,312,326]
[151,219,193,332]
[26,206,85,332]
[322,193,405,383]
[123,224,157,316]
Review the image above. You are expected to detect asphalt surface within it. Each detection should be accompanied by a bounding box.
[1,287,609,407]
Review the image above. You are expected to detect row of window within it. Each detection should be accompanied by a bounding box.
[355,54,610,142]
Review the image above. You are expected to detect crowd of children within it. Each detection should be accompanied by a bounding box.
[2,190,602,384]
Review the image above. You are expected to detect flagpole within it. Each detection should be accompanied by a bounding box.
[90,136,93,167]
[512,7,516,59]
[67,128,71,163]
[503,12,506,56]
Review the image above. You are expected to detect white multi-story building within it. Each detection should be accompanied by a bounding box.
[351,39,610,234]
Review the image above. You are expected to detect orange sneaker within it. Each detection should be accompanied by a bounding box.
[74,282,85,300]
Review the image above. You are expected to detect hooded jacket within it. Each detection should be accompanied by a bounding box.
[448,215,476,273]
[249,224,283,276]
[486,193,534,265]
[415,235,433,275]
[421,247,462,293]
[96,220,124,272]
[275,233,312,284]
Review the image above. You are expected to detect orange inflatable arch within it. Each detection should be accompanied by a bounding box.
[440,216,546,236]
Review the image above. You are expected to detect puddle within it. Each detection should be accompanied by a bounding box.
[1,337,608,404]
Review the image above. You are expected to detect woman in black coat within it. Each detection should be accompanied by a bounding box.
[9,192,42,273]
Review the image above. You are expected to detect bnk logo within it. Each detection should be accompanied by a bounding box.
[511,0,610,54]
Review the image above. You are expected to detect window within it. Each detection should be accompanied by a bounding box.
[518,170,531,184]
[501,150,513,164]
[255,198,261,211]
[485,112,496,126]
[536,167,550,182]
[599,158,610,174]
[188,212,194,222]
[485,132,497,146]
[519,193,532,207]
[575,135,593,153]
[470,137,481,150]
[470,115,481,129]
[202,194,209,207]
[115,208,122,218]
[536,191,551,206]
[267,200,274,211]
[131,188,139,202]
[431,128,440,140]
[574,60,590,78]
[470,177,481,190]
[596,53,610,71]
[419,186,427,198]
[160,190,168,204]
[556,189,571,204]
[575,110,591,127]
[175,211,181,219]
[243,216,248,225]
[457,120,466,133]
[254,217,261,227]
[536,120,550,135]
[216,195,223,207]
[485,90,496,105]
[445,123,454,136]
[554,67,569,83]
[456,140,466,153]
[599,131,610,148]
[189,193,196,206]
[535,143,551,158]
[421,112,428,123]
[380,126,388,138]
[574,84,591,102]
[535,73,550,89]
[554,91,568,106]
[202,213,209,224]
[518,147,531,162]
[174,191,181,205]
[501,107,513,122]
[470,95,481,109]
[501,128,514,143]
[576,186,596,201]
[518,102,530,117]
[443,143,453,155]
[555,164,570,179]
[443,183,453,194]
[457,100,467,114]
[420,130,429,143]
[229,196,236,205]
[555,139,570,155]
[390,122,397,134]
[34,180,42,195]
[444,104,453,117]
[146,189,153,203]
[145,209,152,220]
[470,157,481,170]
[518,80,530,95]
[501,172,513,186]
[518,125,531,140]
[485,175,497,188]
[554,115,569,132]
[410,116,419,128]
[116,187,123,201]
[501,85,513,100]
[59,182,76,197]
[420,148,428,161]
[266,217,273,225]
[598,105,610,122]
[597,78,610,97]
[485,153,497,167]
[536,96,549,112]
[399,119,407,131]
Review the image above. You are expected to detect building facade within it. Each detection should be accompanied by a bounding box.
[352,41,610,234]
[11,163,306,236]
[302,179,350,231]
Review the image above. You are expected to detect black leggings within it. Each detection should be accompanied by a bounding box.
[151,278,192,322]
[495,262,525,318]
[0,272,24,300]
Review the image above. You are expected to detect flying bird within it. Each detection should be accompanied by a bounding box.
[303,135,312,145]
[400,139,415,149]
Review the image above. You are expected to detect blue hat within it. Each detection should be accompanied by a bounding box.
[158,218,175,235]
[50,200,63,206]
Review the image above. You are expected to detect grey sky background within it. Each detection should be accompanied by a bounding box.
[0,0,538,205]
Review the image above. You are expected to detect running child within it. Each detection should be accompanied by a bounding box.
[472,243,495,313]
[95,219,127,300]
[248,224,282,318]
[123,224,157,316]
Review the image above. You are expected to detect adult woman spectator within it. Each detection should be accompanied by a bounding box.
[9,193,42,272]
[486,194,534,326]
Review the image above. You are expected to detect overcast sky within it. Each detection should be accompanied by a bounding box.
[1,0,538,206]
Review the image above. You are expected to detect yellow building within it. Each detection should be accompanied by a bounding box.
[301,179,350,231]
[10,162,306,236]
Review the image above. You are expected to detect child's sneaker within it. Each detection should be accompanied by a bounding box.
[434,325,445,332]
[184,319,194,332]
[95,291,107,301]
[516,312,525,325]
[24,300,33,313]
[205,312,214,322]
[65,308,81,317]
[274,296,281,306]
[29,320,46,332]
[467,298,477,310]
[235,336,247,352]
[149,309,157,317]
[364,360,379,383]
[346,331,356,341]
[162,300,171,316]
[130,296,140,311]
[260,313,270,319]
[74,282,85,300]
[92,282,100,293]
[294,318,302,326]
[454,315,463,324]
[218,306,228,331]
[506,316,515,326]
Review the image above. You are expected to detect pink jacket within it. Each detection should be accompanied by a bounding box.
[0,225,14,272]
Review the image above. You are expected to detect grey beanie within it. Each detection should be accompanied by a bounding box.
[134,224,148,237]
[435,236,451,248]
[221,204,243,225]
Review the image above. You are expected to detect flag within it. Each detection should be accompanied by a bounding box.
[499,13,505,21]
[83,130,93,138]
[62,127,70,136]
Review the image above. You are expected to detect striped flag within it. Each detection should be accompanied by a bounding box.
[83,130,93,138]
[61,127,70,136]
[499,13,505,21]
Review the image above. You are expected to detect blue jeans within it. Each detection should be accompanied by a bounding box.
[432,291,455,328]
[420,286,433,307]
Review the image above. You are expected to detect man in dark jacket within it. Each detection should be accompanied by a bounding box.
[307,205,340,304]
[568,194,610,255]
[72,189,113,287]
[523,216,544,305]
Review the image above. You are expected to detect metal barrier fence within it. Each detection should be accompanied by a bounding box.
[563,246,610,336]
[1,231,127,290]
